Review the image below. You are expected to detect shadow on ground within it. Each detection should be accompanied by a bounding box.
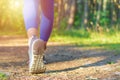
[0,44,120,73]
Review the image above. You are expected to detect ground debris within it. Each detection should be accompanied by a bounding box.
[0,39,120,80]
[86,76,99,80]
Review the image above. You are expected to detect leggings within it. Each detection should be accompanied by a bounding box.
[23,0,54,41]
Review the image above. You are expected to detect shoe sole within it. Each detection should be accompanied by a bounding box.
[29,40,46,74]
[30,54,46,74]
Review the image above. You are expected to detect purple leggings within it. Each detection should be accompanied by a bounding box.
[23,0,54,41]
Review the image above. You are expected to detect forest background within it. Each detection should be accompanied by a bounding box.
[0,0,120,49]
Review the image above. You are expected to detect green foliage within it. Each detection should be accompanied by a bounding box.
[74,0,119,30]
[51,28,120,51]
[60,18,68,30]
[0,73,7,80]
[51,29,90,39]
[100,11,110,26]
[107,61,115,64]
[74,14,83,28]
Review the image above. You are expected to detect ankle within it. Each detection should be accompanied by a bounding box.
[27,28,38,39]
[40,39,47,50]
[28,35,38,47]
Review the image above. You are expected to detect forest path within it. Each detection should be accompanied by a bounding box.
[0,36,120,80]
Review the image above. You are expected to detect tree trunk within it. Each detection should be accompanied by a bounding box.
[82,0,88,29]
[110,0,117,27]
[118,0,120,25]
[66,0,76,30]
[103,0,107,11]
[94,0,103,33]
[57,0,63,29]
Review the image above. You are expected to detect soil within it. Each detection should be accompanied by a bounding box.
[0,36,120,80]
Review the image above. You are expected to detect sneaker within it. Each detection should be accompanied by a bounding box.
[28,36,46,74]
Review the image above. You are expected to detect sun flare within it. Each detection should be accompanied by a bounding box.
[9,0,22,10]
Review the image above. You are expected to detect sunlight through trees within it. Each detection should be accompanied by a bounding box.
[0,0,120,35]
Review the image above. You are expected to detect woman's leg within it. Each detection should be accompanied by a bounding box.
[23,0,40,38]
[23,0,45,74]
[40,0,54,42]
[23,0,54,42]
[23,0,54,73]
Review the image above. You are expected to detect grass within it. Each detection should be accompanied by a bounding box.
[0,73,7,80]
[50,29,120,51]
[0,27,120,51]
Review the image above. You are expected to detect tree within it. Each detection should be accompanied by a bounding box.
[67,0,76,29]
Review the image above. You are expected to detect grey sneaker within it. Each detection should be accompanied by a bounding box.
[29,36,46,74]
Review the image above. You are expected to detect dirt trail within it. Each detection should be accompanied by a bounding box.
[0,37,120,80]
